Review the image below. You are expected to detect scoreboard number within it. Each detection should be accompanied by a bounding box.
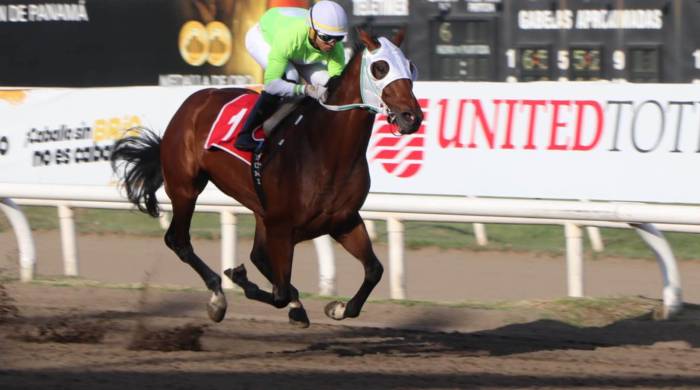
[557,50,569,70]
[506,49,516,68]
[613,50,626,70]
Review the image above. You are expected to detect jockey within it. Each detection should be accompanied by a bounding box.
[235,0,348,151]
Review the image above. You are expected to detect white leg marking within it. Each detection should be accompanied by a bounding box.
[210,291,227,309]
[288,301,302,309]
[330,302,346,320]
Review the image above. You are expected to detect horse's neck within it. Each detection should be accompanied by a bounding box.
[316,54,373,153]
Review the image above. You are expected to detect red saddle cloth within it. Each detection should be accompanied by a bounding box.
[204,93,266,165]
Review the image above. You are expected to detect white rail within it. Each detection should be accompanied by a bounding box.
[1,183,697,317]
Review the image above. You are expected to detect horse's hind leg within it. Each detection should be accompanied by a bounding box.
[326,214,383,320]
[165,190,227,322]
[224,220,309,327]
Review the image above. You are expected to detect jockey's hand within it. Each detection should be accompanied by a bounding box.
[304,84,328,102]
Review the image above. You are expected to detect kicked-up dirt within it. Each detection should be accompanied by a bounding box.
[1,280,700,389]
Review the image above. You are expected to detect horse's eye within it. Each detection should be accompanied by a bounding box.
[370,60,390,80]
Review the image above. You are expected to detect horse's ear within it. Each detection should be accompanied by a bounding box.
[356,27,379,50]
[390,27,406,47]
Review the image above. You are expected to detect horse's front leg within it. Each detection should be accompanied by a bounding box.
[326,214,383,320]
[263,227,296,309]
[224,223,308,326]
[225,264,308,327]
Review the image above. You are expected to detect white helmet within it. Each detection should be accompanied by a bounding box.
[308,1,348,37]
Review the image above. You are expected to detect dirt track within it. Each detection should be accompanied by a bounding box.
[2,231,700,388]
[2,282,700,389]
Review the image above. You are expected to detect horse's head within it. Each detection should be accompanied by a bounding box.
[357,29,423,135]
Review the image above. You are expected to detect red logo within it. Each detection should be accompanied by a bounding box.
[368,99,428,178]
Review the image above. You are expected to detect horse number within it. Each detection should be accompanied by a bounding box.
[222,108,247,142]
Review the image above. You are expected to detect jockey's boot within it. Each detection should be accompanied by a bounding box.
[235,91,280,151]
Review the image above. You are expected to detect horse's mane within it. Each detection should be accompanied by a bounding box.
[326,40,369,95]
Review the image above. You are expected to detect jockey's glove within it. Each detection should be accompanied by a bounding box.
[304,84,328,102]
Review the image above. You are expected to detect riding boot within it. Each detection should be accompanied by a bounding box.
[235,91,281,151]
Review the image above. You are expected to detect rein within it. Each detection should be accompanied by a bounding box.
[319,101,383,114]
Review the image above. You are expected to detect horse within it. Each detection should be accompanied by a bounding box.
[110,28,423,327]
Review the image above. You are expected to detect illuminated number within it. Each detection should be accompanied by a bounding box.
[505,49,515,68]
[693,50,700,69]
[572,49,601,71]
[522,49,549,70]
[522,49,533,69]
[557,50,569,70]
[573,50,585,70]
[592,50,601,71]
[222,109,247,141]
[613,50,625,70]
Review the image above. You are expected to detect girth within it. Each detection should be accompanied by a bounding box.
[250,95,305,210]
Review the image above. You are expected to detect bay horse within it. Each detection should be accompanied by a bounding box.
[110,29,423,327]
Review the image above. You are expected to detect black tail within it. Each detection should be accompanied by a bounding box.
[110,128,163,217]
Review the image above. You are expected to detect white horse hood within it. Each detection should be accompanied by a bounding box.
[359,37,417,114]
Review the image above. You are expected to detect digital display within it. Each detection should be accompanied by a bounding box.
[630,48,659,73]
[432,20,494,81]
[521,49,549,70]
[629,47,660,82]
[437,57,490,81]
[437,21,490,45]
[572,48,601,71]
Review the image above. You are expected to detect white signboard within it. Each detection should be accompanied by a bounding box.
[367,82,700,204]
[0,86,203,186]
[2,82,700,204]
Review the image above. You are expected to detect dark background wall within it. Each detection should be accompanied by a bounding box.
[2,0,698,86]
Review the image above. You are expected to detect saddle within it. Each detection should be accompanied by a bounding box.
[204,94,305,162]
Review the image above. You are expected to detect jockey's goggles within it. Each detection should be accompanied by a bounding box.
[316,31,343,43]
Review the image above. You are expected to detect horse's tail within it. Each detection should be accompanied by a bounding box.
[110,127,163,217]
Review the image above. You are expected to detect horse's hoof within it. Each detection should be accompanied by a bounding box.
[224,265,248,286]
[324,301,346,321]
[207,291,227,323]
[288,306,310,328]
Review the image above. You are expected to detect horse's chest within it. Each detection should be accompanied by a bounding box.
[322,172,369,208]
[309,176,368,223]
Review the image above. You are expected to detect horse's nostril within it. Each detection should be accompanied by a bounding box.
[414,113,423,125]
[402,112,415,123]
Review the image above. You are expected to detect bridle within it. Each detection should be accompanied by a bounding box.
[320,36,417,124]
